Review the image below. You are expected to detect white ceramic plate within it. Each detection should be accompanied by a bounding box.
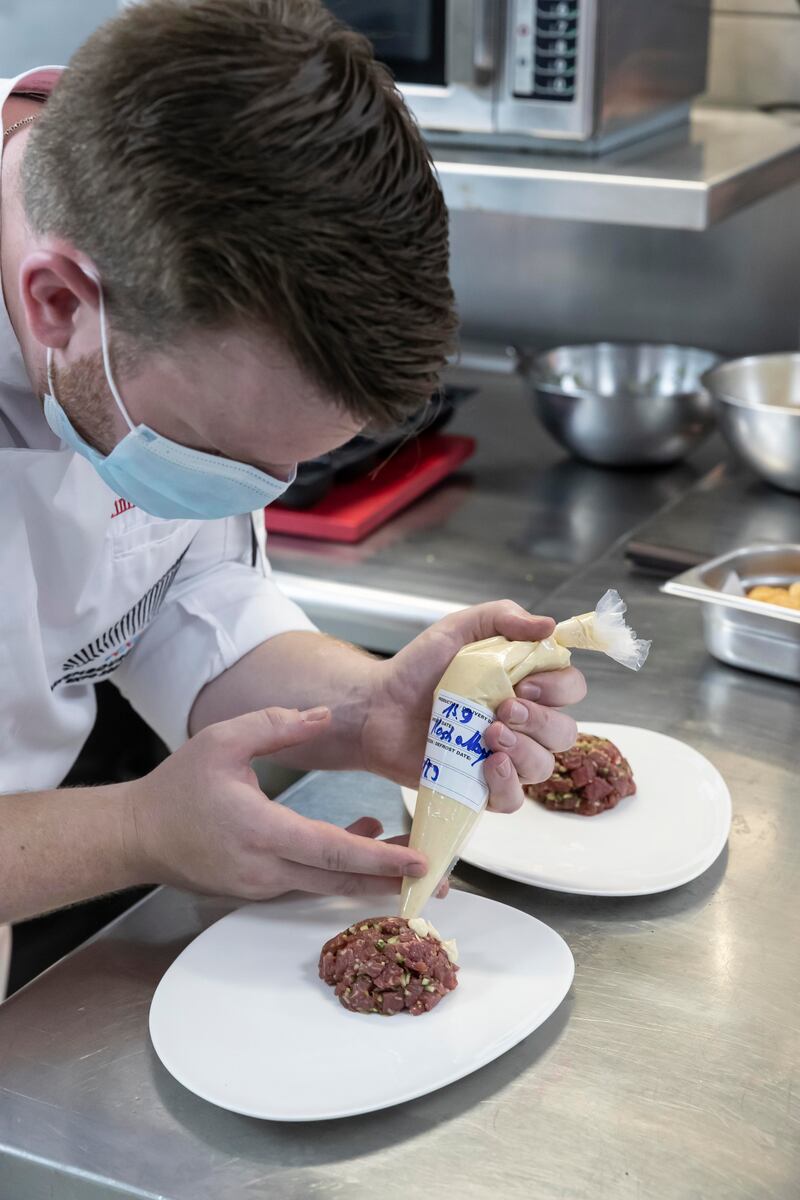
[149,889,574,1122]
[402,723,731,897]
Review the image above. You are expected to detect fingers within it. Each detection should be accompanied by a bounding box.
[345,816,384,839]
[494,698,578,755]
[271,857,451,902]
[437,601,555,652]
[484,717,557,786]
[484,686,580,810]
[483,752,526,813]
[277,862,406,899]
[486,696,575,790]
[384,834,448,897]
[346,822,445,886]
[484,672,582,796]
[269,806,427,879]
[515,667,587,708]
[205,705,332,762]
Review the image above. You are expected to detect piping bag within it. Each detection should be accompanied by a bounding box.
[400,590,650,919]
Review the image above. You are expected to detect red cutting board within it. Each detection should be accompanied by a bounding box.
[264,433,475,543]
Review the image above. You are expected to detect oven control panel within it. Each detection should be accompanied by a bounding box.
[512,0,579,102]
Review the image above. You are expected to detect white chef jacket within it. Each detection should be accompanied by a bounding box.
[0,67,316,797]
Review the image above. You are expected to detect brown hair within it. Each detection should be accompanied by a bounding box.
[22,0,457,425]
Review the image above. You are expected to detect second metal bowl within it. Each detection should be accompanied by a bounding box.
[524,342,720,467]
[702,353,800,494]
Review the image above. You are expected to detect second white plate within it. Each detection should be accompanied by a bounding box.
[402,722,731,897]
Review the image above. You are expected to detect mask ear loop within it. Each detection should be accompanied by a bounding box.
[85,268,135,433]
[46,346,56,395]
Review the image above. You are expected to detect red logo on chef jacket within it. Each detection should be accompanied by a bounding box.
[111,498,135,518]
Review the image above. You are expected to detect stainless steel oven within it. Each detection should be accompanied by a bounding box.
[328,1,712,153]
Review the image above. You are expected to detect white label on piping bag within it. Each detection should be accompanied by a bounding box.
[420,690,495,813]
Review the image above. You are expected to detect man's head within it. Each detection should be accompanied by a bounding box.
[17,0,457,471]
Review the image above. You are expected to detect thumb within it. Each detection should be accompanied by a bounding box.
[216,705,331,762]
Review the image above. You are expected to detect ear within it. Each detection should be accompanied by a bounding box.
[19,251,99,352]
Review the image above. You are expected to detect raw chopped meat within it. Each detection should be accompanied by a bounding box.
[318,916,459,1016]
[525,732,636,816]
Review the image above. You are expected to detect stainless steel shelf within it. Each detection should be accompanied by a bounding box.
[432,107,800,230]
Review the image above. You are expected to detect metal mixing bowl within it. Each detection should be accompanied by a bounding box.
[524,342,720,467]
[702,353,800,493]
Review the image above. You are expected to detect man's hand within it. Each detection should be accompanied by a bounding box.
[189,600,586,816]
[363,601,586,813]
[127,705,433,901]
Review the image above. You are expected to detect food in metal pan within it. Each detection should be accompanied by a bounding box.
[746,583,800,610]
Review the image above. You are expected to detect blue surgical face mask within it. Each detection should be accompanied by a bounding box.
[43,273,296,520]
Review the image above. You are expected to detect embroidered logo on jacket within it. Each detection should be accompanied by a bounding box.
[51,549,188,689]
[111,498,135,519]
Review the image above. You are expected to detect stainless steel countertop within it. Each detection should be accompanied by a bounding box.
[271,367,724,651]
[1,474,799,1198]
[433,107,800,230]
[625,458,800,563]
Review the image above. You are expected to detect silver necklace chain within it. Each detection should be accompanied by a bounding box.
[3,114,39,141]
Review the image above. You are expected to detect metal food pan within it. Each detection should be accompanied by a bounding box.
[663,544,800,683]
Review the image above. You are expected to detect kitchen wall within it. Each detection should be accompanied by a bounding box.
[450,0,800,357]
[449,180,800,358]
[4,0,798,104]
[708,0,800,107]
[3,0,798,358]
[0,0,117,75]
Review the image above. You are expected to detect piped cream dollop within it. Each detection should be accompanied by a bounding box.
[407,916,459,964]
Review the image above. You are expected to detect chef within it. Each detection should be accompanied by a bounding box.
[0,0,585,995]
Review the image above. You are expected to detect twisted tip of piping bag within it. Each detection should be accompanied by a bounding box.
[554,589,651,671]
[593,589,651,670]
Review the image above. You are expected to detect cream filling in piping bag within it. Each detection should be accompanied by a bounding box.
[400,590,650,919]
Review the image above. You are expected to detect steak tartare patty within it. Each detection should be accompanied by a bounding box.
[319,916,459,1016]
[525,732,636,816]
